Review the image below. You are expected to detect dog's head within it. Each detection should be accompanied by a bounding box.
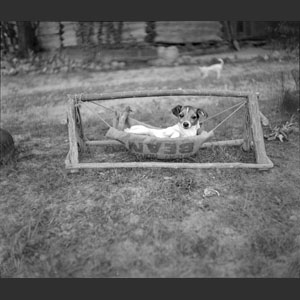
[172,105,208,129]
[217,58,224,65]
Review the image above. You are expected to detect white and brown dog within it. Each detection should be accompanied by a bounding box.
[124,105,208,138]
[199,58,224,79]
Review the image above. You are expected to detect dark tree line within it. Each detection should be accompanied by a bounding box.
[1,21,299,58]
[1,21,157,56]
[1,21,40,58]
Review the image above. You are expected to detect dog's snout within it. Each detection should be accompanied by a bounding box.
[183,122,190,129]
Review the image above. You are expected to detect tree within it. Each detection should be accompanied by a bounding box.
[145,21,156,44]
[16,21,39,58]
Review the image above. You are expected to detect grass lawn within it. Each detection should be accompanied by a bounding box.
[0,57,299,277]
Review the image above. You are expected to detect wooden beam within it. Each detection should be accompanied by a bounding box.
[247,93,273,166]
[86,138,244,148]
[66,161,273,170]
[72,89,249,102]
[242,108,252,151]
[74,103,87,152]
[65,96,80,172]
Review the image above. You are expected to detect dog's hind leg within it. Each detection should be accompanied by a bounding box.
[124,125,151,135]
[202,71,208,79]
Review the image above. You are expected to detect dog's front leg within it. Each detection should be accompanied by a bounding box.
[170,131,180,138]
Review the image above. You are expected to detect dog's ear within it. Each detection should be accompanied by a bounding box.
[172,105,182,117]
[196,108,208,119]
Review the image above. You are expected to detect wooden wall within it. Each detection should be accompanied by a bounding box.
[230,21,270,40]
[36,22,61,50]
[6,21,270,52]
[155,21,223,43]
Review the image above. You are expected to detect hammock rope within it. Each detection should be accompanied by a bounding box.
[90,100,116,113]
[201,101,246,124]
[81,101,112,128]
[210,101,246,131]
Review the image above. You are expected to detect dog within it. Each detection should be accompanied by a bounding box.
[124,105,208,138]
[199,58,224,79]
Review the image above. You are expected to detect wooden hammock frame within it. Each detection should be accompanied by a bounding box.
[65,89,273,171]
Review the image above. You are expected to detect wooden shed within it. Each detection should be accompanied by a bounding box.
[227,21,270,40]
[155,21,223,44]
[2,21,272,52]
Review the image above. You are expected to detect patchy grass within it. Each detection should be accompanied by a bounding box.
[0,57,300,277]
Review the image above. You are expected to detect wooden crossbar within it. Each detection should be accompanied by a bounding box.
[74,89,249,102]
[66,162,273,170]
[85,139,244,148]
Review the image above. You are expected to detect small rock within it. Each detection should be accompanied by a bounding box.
[1,60,13,69]
[176,57,184,64]
[102,64,110,70]
[294,235,300,246]
[271,50,281,60]
[28,65,37,72]
[61,66,69,73]
[118,61,126,68]
[289,215,297,222]
[129,213,140,224]
[89,62,96,69]
[60,118,68,125]
[111,61,119,69]
[0,69,6,75]
[8,68,18,76]
[21,63,32,72]
[223,227,235,235]
[39,254,47,261]
[134,228,144,237]
[263,54,269,61]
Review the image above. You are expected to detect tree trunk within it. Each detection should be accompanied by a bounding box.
[0,22,9,53]
[16,21,36,58]
[145,21,156,44]
[115,22,123,44]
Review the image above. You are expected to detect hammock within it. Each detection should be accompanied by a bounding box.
[81,100,246,159]
[106,118,215,159]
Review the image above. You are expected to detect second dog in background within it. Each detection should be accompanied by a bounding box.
[199,58,224,79]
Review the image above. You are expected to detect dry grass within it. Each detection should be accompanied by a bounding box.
[0,56,300,277]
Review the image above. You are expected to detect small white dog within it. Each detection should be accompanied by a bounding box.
[199,58,224,79]
[124,105,208,138]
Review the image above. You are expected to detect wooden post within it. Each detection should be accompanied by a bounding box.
[65,95,84,172]
[247,93,273,167]
[242,106,252,151]
[74,101,86,153]
[86,138,244,148]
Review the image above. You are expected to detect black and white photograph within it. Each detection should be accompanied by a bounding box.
[0,20,299,278]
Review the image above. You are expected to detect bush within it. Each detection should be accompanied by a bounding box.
[268,21,300,54]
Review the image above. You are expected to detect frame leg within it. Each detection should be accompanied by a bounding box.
[247,93,273,167]
[242,107,252,151]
